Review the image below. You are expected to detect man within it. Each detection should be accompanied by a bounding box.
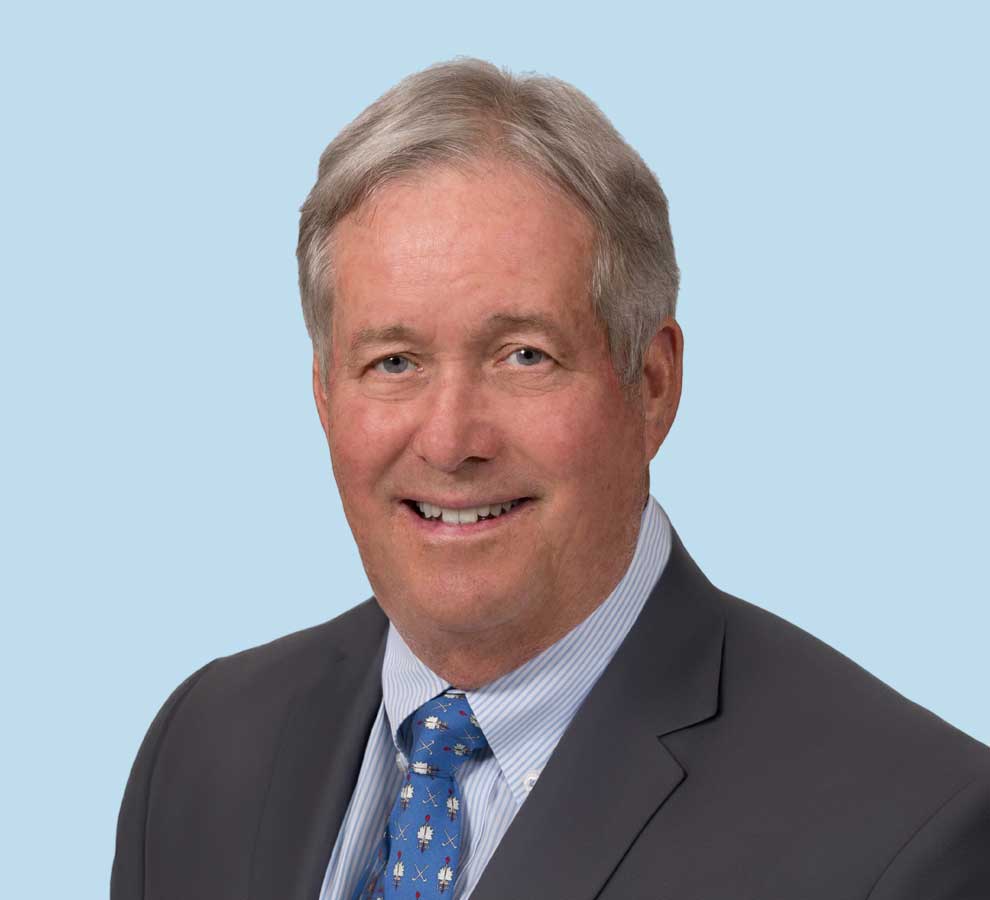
[112,59,990,900]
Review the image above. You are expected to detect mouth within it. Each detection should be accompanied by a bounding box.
[400,497,534,533]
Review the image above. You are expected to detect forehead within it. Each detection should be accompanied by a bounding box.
[330,160,598,335]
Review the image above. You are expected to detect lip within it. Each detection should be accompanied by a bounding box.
[402,496,531,510]
[400,497,535,537]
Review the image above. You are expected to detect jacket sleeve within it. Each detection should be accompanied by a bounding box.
[110,662,215,900]
[867,775,990,900]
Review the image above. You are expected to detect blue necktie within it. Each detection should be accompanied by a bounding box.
[356,690,488,899]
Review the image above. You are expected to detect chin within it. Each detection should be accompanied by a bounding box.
[384,582,527,637]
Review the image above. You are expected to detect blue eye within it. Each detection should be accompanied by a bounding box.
[509,347,546,367]
[375,355,412,375]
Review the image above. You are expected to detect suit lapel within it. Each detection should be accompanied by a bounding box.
[470,531,726,900]
[250,601,389,900]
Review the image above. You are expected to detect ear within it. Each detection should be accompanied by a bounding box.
[312,352,331,443]
[640,316,684,462]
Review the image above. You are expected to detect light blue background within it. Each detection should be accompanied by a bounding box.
[2,2,987,896]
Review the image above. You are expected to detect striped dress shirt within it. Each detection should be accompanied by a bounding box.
[319,494,672,900]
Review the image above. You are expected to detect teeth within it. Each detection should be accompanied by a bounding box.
[415,499,523,523]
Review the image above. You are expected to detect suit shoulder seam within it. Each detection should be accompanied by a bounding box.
[864,775,983,899]
[246,686,305,900]
[139,660,218,897]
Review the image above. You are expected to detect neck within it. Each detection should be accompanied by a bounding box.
[398,615,580,690]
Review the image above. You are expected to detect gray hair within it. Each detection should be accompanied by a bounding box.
[297,58,679,389]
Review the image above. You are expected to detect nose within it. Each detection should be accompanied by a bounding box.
[410,368,500,474]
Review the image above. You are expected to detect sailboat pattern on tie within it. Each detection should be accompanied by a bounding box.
[353,690,489,899]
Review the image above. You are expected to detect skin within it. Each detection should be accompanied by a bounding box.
[313,159,683,689]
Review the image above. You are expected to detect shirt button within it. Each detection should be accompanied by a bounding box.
[396,752,408,772]
[522,769,541,792]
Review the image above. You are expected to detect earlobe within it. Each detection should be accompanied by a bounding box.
[641,317,684,459]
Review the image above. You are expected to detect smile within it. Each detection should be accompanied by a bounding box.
[401,497,533,529]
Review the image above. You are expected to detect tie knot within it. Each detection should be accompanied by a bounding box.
[407,690,487,779]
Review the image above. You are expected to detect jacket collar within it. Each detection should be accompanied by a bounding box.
[249,599,389,900]
[469,529,726,900]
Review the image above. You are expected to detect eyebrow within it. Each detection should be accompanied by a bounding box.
[346,312,572,362]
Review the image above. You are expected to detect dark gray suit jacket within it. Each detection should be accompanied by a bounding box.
[112,532,990,899]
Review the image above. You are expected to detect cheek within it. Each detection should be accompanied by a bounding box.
[525,388,638,477]
[327,394,410,493]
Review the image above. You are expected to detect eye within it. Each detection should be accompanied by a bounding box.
[506,347,549,367]
[373,355,413,375]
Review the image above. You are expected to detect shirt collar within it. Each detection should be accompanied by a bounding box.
[381,621,448,755]
[380,494,672,804]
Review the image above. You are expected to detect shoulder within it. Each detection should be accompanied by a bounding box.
[644,584,990,892]
[112,599,388,897]
[133,595,387,780]
[191,596,387,701]
[710,589,990,823]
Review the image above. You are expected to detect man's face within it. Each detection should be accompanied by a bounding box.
[316,161,661,657]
